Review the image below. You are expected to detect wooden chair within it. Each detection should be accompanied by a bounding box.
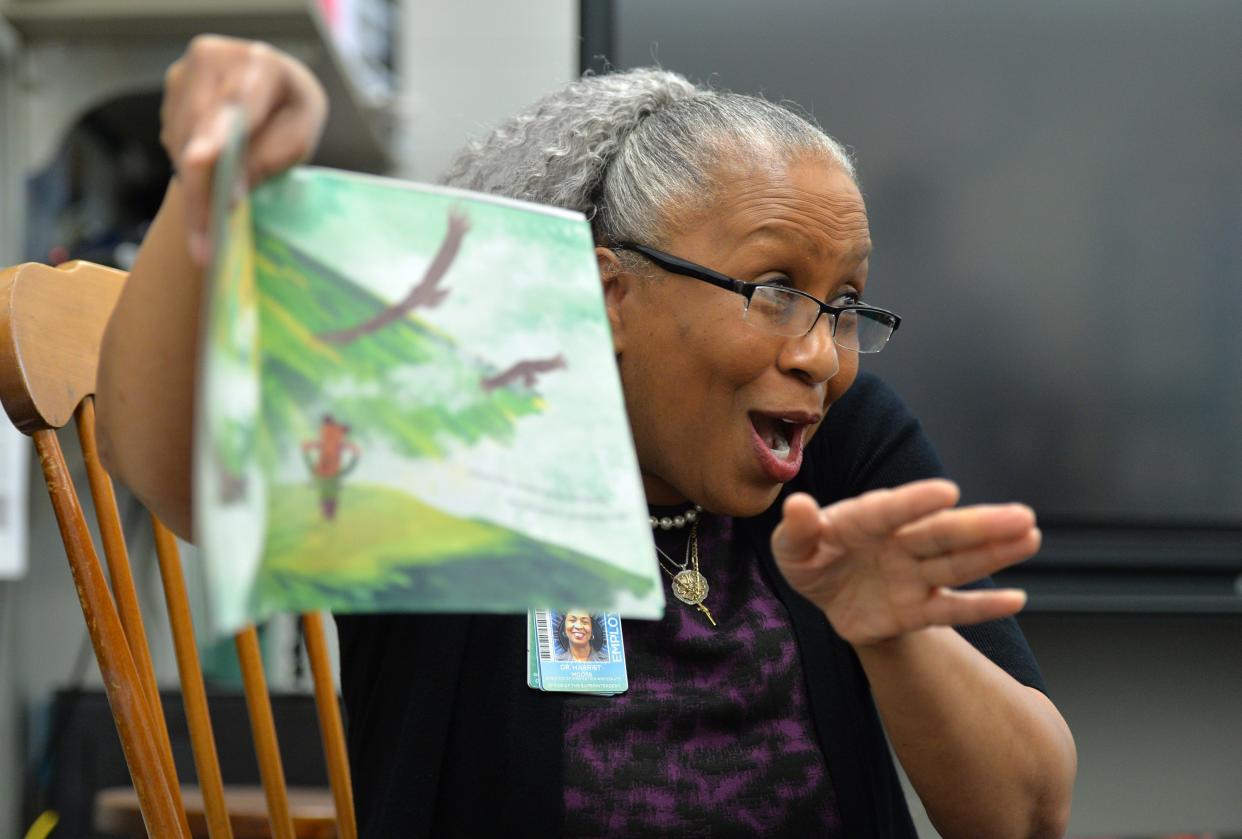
[0,260,356,839]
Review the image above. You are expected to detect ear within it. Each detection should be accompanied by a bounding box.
[596,246,631,355]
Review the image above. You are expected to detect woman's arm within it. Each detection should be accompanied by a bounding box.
[857,624,1075,838]
[96,181,201,538]
[772,484,1076,838]
[95,36,327,539]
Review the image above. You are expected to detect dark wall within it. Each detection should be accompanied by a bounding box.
[612,0,1242,527]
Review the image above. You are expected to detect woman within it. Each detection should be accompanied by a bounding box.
[97,36,1076,838]
[555,609,609,662]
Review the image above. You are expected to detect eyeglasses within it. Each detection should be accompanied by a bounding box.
[612,243,901,353]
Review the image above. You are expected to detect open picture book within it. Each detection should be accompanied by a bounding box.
[193,116,662,635]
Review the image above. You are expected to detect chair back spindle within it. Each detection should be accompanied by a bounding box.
[150,516,236,839]
[76,397,193,833]
[2,261,356,838]
[303,612,356,839]
[33,427,192,839]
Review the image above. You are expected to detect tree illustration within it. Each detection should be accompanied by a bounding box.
[251,211,561,469]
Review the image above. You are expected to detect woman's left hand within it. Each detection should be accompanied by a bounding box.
[770,479,1040,648]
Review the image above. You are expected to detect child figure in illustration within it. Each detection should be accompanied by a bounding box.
[301,414,361,521]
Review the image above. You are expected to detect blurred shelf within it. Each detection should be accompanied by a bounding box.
[997,567,1242,614]
[0,0,313,40]
[992,523,1242,614]
[0,0,393,173]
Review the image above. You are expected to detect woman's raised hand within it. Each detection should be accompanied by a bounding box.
[160,35,328,265]
[771,480,1040,648]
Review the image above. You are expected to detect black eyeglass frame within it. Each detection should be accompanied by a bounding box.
[611,242,902,348]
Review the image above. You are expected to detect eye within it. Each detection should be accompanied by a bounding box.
[831,290,862,307]
[756,273,795,289]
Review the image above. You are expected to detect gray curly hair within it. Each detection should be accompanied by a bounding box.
[441,68,855,248]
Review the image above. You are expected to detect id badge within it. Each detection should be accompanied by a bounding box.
[527,608,628,695]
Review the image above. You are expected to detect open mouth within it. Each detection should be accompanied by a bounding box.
[748,411,816,482]
[749,413,802,461]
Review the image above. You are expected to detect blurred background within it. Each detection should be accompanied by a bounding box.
[0,1,1240,836]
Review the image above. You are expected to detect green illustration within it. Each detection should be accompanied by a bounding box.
[194,122,662,635]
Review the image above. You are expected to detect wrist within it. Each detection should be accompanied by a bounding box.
[849,624,953,660]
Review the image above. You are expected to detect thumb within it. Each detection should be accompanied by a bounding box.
[771,493,822,565]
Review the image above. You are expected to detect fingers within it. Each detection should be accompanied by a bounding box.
[771,492,822,564]
[822,479,960,546]
[177,47,283,263]
[160,35,327,265]
[894,503,1039,587]
[777,481,1038,642]
[177,106,241,264]
[245,98,326,189]
[897,503,1034,557]
[921,587,1028,627]
[917,528,1041,589]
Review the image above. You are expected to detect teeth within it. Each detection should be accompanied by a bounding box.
[754,414,800,460]
[770,436,791,460]
[769,419,793,460]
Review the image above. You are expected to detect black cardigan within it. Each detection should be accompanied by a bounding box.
[335,372,1046,837]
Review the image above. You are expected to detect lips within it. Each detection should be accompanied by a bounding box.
[748,410,817,483]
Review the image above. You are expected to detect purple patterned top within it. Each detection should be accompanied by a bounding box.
[562,512,842,836]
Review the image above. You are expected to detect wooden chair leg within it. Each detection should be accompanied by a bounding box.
[75,399,191,835]
[235,627,297,839]
[33,429,189,839]
[152,517,235,839]
[303,612,357,839]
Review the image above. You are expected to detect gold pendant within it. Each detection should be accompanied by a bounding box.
[671,569,709,606]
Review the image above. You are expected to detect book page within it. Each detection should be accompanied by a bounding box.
[196,122,662,634]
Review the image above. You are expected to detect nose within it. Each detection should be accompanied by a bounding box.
[778,313,840,384]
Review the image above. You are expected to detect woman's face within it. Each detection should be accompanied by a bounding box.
[603,153,871,516]
[564,610,593,646]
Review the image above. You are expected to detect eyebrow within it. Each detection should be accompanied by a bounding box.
[744,223,872,266]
